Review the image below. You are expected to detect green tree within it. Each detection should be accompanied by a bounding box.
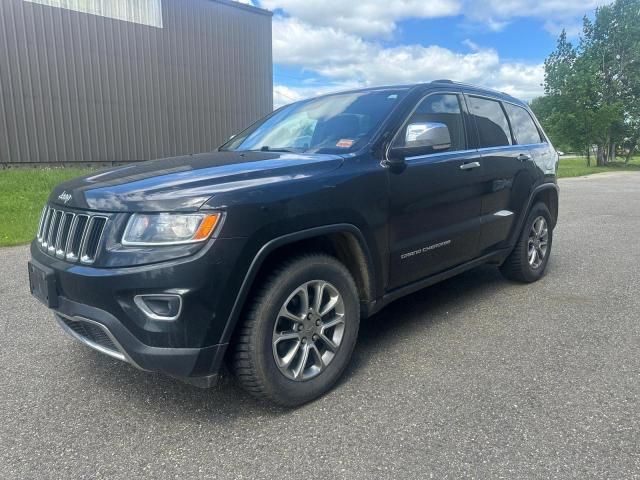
[532,0,640,165]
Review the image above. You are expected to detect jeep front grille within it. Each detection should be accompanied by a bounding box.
[37,205,108,264]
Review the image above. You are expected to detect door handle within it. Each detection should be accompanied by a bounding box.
[518,153,532,162]
[460,161,481,170]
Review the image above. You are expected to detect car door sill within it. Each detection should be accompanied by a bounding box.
[367,249,509,316]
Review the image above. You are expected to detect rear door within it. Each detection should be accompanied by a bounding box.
[387,91,484,289]
[466,95,537,253]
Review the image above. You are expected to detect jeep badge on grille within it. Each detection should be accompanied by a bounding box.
[58,191,72,204]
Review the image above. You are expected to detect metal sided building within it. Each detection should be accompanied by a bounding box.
[0,0,273,166]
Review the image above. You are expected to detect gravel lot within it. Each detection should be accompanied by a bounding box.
[1,172,639,479]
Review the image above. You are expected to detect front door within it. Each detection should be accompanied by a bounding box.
[387,92,484,290]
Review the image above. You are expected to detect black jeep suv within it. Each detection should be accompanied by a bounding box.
[29,81,558,406]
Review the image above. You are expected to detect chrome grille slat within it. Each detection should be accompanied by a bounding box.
[41,208,54,247]
[47,211,62,253]
[36,206,48,241]
[67,214,89,262]
[37,205,107,265]
[80,216,108,264]
[56,212,75,258]
[54,212,68,255]
[64,214,80,260]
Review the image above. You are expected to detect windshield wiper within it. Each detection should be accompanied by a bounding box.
[257,146,298,153]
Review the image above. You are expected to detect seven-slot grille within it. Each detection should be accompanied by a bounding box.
[37,205,108,264]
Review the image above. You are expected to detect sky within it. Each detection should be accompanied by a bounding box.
[236,0,613,107]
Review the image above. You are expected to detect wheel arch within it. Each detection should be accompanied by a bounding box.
[219,224,376,345]
[507,183,559,248]
[532,185,559,228]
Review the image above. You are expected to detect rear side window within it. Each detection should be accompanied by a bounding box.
[394,93,466,152]
[504,103,543,145]
[468,96,512,148]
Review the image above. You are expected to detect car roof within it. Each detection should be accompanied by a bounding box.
[308,81,527,107]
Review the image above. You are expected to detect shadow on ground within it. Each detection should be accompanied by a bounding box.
[77,263,517,419]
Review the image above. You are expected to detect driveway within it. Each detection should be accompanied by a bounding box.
[1,172,638,479]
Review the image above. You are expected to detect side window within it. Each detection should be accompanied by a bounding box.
[468,96,512,148]
[394,93,466,153]
[504,103,543,145]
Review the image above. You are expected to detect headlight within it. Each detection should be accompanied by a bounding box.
[122,213,220,246]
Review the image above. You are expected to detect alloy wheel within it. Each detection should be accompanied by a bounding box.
[272,280,345,381]
[528,216,549,269]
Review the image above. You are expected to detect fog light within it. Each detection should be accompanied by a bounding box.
[134,294,182,321]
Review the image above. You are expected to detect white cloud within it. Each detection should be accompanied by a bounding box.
[261,0,460,38]
[464,0,610,21]
[272,17,373,68]
[462,0,613,33]
[259,0,613,37]
[272,17,544,103]
[241,0,607,107]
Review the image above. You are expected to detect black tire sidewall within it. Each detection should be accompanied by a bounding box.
[250,257,360,405]
[518,203,553,282]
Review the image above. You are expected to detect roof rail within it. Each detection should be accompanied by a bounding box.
[432,79,454,84]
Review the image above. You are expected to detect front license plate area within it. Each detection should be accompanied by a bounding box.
[28,261,58,308]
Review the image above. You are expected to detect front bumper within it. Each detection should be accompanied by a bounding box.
[29,235,248,385]
[53,296,227,386]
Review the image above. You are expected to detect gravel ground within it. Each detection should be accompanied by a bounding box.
[1,172,639,479]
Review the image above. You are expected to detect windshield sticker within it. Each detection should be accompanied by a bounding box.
[336,139,354,148]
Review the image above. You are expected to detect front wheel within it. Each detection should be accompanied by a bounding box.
[231,254,360,407]
[500,202,553,283]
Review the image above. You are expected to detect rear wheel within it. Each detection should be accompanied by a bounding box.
[232,254,360,407]
[500,202,553,283]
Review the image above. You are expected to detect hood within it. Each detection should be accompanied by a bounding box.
[49,151,344,212]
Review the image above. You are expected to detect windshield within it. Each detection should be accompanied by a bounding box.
[220,89,408,154]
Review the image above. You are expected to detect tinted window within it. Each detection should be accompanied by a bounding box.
[394,93,466,152]
[504,103,543,145]
[468,96,512,148]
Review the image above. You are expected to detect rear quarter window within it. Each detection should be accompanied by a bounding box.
[504,103,544,145]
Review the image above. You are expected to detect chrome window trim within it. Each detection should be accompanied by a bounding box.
[476,144,547,153]
[464,92,550,145]
[405,148,479,162]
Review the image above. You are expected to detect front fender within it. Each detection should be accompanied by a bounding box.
[218,223,376,345]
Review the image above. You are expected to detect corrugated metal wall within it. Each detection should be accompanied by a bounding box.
[0,0,273,166]
[24,0,164,28]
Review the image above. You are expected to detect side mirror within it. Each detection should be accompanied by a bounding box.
[388,122,452,164]
[405,122,451,150]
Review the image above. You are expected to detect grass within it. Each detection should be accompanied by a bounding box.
[0,168,92,247]
[557,156,640,178]
[0,156,638,247]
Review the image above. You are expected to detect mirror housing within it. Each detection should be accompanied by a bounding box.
[387,122,452,164]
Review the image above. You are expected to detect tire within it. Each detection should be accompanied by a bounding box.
[500,202,553,283]
[231,254,360,407]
